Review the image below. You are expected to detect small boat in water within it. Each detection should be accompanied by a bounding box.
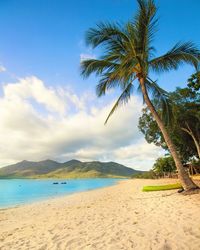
[61,182,67,184]
[53,182,59,185]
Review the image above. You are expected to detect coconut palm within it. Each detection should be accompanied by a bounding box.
[81,0,200,191]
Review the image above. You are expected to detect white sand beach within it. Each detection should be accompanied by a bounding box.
[0,179,200,250]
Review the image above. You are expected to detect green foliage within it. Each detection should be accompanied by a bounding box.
[132,170,156,179]
[142,183,182,192]
[138,107,165,148]
[138,86,200,161]
[187,71,200,91]
[191,158,200,167]
[153,156,176,176]
[149,42,199,72]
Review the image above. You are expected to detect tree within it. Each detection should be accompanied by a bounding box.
[188,71,200,91]
[176,108,200,159]
[132,170,156,179]
[139,87,200,161]
[153,156,176,178]
[138,107,166,148]
[81,0,200,191]
[168,87,200,159]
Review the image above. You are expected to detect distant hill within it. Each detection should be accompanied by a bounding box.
[0,159,142,179]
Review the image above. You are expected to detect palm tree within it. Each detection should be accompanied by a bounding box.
[81,0,200,191]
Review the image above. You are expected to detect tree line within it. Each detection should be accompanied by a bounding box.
[138,74,200,178]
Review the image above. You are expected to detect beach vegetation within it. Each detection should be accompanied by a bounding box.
[152,156,176,177]
[139,86,200,161]
[132,170,157,179]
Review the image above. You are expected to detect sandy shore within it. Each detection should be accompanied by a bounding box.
[0,179,200,250]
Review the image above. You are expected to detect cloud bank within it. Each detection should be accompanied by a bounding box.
[0,76,164,170]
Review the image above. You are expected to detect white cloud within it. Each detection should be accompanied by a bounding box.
[113,142,165,170]
[0,76,164,170]
[3,76,67,115]
[80,53,96,62]
[0,65,6,72]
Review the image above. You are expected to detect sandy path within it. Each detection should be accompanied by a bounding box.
[0,179,200,250]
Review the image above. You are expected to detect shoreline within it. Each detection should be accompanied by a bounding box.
[1,179,200,249]
[0,179,123,211]
[0,178,122,210]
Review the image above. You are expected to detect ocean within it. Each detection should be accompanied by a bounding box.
[0,178,120,208]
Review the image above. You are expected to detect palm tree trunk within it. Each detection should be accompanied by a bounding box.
[139,77,198,191]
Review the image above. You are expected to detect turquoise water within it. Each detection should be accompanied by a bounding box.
[0,178,119,208]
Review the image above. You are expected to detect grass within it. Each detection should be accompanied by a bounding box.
[142,183,182,192]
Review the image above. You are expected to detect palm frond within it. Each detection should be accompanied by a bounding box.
[96,69,135,97]
[147,78,173,125]
[85,22,130,48]
[134,0,158,66]
[96,74,121,97]
[149,42,200,72]
[80,59,118,78]
[137,77,173,125]
[105,83,134,124]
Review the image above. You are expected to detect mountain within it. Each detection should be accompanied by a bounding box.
[0,159,142,179]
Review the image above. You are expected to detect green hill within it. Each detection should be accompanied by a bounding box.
[0,159,142,179]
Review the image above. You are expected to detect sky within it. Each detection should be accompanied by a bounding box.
[0,0,199,170]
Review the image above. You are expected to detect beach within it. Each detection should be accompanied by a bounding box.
[0,179,200,250]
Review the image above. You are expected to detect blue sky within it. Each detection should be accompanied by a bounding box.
[0,0,199,93]
[0,0,199,169]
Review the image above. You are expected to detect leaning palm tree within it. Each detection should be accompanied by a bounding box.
[81,0,200,191]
